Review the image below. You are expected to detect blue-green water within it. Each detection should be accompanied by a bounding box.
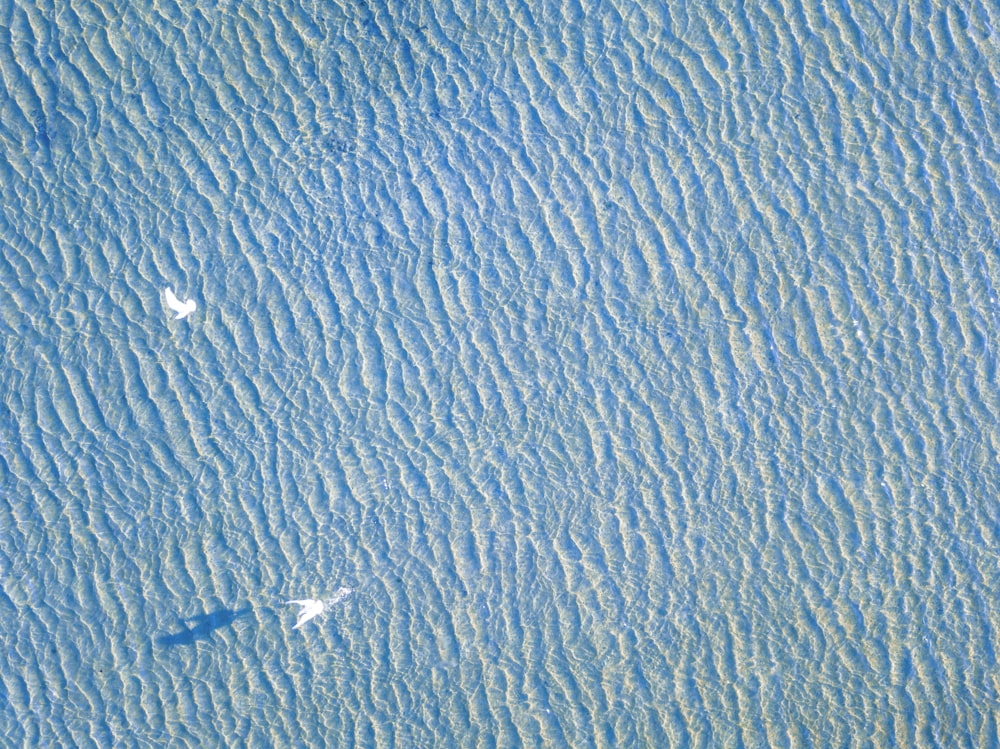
[2,0,999,746]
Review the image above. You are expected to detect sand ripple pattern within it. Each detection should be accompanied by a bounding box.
[1,0,1000,745]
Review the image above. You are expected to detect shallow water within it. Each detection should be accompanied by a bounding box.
[2,0,999,746]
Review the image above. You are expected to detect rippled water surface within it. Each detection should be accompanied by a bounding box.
[2,0,1000,746]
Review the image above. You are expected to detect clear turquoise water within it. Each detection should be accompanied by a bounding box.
[2,0,999,746]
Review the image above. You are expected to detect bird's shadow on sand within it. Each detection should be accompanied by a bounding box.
[155,607,252,647]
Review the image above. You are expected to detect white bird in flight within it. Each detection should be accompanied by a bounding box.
[286,588,353,630]
[164,287,197,320]
[287,599,326,630]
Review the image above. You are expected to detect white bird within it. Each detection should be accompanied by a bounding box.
[286,588,353,630]
[164,287,197,320]
[287,599,326,630]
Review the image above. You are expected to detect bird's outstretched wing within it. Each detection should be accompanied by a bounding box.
[165,287,183,311]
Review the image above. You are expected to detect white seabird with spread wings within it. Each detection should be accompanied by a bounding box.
[164,287,197,320]
[286,587,354,630]
[287,599,326,630]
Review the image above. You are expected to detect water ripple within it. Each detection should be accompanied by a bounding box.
[2,0,1000,745]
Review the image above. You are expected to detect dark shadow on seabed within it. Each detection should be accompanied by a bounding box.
[155,607,252,647]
